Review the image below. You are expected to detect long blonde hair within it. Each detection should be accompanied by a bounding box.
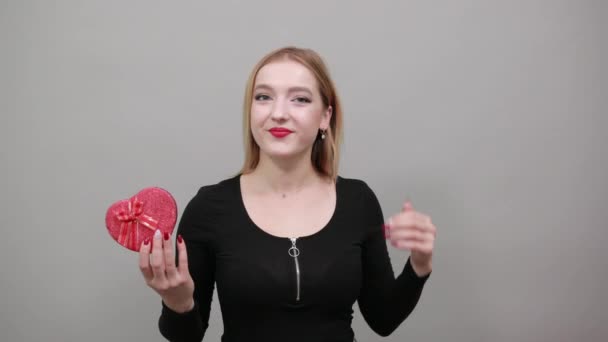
[239,46,343,180]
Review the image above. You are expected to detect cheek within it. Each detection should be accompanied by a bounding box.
[250,105,267,127]
[248,112,264,143]
[297,107,323,129]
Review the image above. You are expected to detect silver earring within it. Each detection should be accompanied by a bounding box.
[321,129,326,140]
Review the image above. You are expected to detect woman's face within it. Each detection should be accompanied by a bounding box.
[250,60,331,161]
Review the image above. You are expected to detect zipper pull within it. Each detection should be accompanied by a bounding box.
[288,237,300,257]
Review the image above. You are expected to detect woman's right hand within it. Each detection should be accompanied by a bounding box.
[139,229,195,313]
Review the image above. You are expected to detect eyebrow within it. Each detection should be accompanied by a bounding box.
[254,84,313,95]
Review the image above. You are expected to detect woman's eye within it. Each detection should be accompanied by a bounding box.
[293,96,311,103]
[254,94,271,101]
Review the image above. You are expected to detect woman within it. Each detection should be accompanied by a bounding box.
[138,46,436,342]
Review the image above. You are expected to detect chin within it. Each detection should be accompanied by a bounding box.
[265,150,297,159]
[261,145,307,160]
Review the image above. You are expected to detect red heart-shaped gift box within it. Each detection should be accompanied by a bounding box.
[105,187,177,252]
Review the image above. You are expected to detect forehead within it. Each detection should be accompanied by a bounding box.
[255,60,317,89]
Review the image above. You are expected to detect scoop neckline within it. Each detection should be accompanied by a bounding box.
[234,173,340,241]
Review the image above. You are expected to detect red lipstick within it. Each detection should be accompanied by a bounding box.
[269,127,293,138]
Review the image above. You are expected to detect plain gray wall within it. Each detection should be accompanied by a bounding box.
[1,0,607,341]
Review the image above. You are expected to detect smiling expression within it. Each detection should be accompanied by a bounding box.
[250,60,332,160]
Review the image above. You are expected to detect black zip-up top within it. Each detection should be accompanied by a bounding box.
[158,175,430,342]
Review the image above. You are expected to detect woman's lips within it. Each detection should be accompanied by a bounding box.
[269,128,293,138]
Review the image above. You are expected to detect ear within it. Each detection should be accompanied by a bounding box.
[321,105,333,129]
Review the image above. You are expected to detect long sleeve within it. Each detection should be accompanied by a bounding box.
[158,186,217,342]
[357,182,430,337]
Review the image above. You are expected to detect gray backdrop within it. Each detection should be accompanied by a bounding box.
[2,1,606,341]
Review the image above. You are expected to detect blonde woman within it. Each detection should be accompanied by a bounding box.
[139,46,436,342]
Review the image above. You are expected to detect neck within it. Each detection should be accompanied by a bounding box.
[250,150,322,195]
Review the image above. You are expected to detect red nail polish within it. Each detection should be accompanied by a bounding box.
[143,237,150,245]
[177,235,183,243]
[163,232,169,240]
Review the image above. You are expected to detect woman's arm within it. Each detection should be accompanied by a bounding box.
[356,182,431,336]
[158,187,217,342]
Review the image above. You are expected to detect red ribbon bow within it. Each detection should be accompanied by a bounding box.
[115,197,158,250]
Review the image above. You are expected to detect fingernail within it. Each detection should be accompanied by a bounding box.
[163,232,170,241]
[143,237,150,245]
[177,235,183,243]
[154,229,161,239]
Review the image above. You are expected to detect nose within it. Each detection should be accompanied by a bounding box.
[270,97,289,121]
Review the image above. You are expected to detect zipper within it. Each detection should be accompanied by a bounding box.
[288,237,301,302]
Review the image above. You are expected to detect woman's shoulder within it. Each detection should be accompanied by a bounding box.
[336,175,382,213]
[336,175,384,226]
[193,174,238,197]
[178,175,240,236]
[187,173,240,207]
[336,175,377,196]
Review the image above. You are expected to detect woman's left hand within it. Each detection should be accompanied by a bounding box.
[384,201,436,277]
